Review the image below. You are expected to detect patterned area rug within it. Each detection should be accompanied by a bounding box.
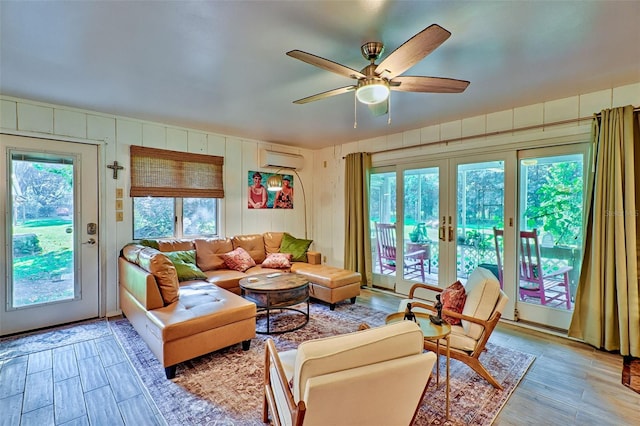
[622,356,640,394]
[111,303,534,425]
[0,318,111,361]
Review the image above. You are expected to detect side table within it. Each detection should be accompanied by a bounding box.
[386,312,451,419]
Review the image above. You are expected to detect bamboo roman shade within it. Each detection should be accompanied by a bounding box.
[130,146,224,198]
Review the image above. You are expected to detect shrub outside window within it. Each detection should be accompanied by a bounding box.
[133,197,217,239]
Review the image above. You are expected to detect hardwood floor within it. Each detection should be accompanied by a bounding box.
[359,287,640,426]
[1,288,638,425]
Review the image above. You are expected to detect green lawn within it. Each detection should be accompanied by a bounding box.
[13,219,73,281]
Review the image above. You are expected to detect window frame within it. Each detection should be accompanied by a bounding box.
[132,196,220,239]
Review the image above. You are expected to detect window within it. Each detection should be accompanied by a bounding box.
[133,197,218,239]
[129,145,224,239]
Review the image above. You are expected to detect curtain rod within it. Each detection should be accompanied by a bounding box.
[343,106,640,158]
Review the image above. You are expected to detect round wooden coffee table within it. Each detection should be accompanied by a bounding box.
[239,273,309,334]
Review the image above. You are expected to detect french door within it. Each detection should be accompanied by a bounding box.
[370,143,588,330]
[371,153,510,298]
[514,145,587,329]
[1,135,100,335]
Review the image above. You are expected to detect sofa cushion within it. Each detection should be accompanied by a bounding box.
[164,250,207,281]
[262,252,292,269]
[263,232,285,255]
[157,239,195,252]
[221,247,256,272]
[146,282,256,343]
[136,247,180,305]
[292,321,423,402]
[292,264,361,289]
[139,239,160,249]
[461,267,501,340]
[441,281,466,325]
[280,233,313,262]
[232,234,266,263]
[194,238,234,271]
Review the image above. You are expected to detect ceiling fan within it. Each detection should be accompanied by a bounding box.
[287,24,470,116]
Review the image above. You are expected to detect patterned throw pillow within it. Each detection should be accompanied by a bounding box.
[221,247,256,272]
[279,233,313,262]
[261,253,292,269]
[441,281,467,325]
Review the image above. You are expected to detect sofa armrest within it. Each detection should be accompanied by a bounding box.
[118,257,164,311]
[306,251,321,265]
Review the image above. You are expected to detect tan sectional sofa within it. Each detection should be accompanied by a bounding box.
[118,232,361,379]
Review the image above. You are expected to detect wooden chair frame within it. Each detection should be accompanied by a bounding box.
[375,222,426,281]
[264,335,433,426]
[264,338,305,426]
[407,283,505,390]
[494,228,572,309]
[519,229,572,309]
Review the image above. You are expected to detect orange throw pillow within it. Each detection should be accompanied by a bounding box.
[441,281,466,325]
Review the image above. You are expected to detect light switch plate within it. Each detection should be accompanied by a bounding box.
[116,188,123,198]
[116,211,124,222]
[115,200,123,210]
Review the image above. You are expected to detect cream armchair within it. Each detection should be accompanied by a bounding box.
[263,321,437,426]
[399,267,508,389]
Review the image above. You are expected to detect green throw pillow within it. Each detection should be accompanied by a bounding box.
[139,239,160,249]
[279,233,313,262]
[165,250,207,281]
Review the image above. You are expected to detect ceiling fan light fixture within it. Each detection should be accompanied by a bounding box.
[355,80,390,105]
[266,174,283,191]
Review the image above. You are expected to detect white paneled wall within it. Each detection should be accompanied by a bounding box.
[0,82,638,311]
[314,83,640,267]
[0,96,313,316]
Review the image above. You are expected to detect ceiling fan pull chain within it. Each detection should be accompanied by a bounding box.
[388,93,392,125]
[354,92,358,128]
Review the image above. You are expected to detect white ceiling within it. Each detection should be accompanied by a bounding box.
[1,1,639,150]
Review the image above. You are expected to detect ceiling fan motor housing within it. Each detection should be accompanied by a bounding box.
[361,42,384,62]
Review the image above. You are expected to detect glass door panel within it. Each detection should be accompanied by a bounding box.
[370,170,396,289]
[516,149,585,329]
[10,154,76,307]
[403,167,439,284]
[1,135,100,335]
[455,161,505,284]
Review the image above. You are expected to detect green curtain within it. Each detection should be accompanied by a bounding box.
[568,105,640,357]
[344,153,372,286]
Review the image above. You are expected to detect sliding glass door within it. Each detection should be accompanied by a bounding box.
[515,146,587,329]
[453,160,506,285]
[370,170,396,289]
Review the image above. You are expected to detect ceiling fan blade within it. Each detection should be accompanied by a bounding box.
[391,76,470,93]
[368,101,388,117]
[287,50,365,79]
[375,24,451,79]
[293,86,356,104]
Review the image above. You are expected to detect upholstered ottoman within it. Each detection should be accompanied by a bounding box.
[291,265,361,310]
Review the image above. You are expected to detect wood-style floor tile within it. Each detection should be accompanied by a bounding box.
[23,369,53,413]
[77,355,109,392]
[84,385,125,426]
[54,376,86,424]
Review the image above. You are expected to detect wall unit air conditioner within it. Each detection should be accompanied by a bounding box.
[260,149,304,170]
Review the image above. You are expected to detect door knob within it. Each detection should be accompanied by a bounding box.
[83,238,96,245]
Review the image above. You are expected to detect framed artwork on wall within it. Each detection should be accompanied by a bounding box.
[247,170,294,209]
